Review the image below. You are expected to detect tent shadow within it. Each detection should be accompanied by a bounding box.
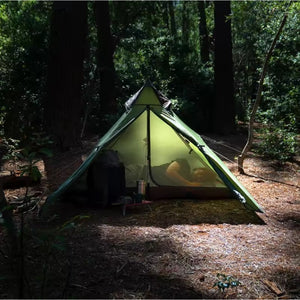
[61,232,207,299]
[95,199,265,228]
[44,199,265,228]
[27,216,208,299]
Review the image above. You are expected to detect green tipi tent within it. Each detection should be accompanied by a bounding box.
[46,81,263,213]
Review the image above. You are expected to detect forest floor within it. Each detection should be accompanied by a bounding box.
[0,133,299,299]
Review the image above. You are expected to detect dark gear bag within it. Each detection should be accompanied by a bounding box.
[87,150,125,207]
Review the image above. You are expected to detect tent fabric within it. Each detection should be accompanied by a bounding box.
[46,81,264,213]
[125,81,172,110]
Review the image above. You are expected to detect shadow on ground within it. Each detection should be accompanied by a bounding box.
[63,256,204,299]
[46,198,265,228]
[15,221,208,299]
[2,199,266,298]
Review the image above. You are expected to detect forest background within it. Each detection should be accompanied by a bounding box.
[0,0,299,161]
[0,1,299,299]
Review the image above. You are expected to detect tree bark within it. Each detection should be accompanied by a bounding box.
[45,2,87,151]
[198,1,209,63]
[168,1,176,38]
[94,1,117,131]
[237,7,290,173]
[181,2,189,47]
[213,1,235,134]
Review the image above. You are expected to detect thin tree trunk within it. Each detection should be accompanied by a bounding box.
[161,2,171,76]
[198,1,209,63]
[94,1,117,132]
[168,1,176,38]
[81,67,98,139]
[181,2,190,47]
[237,6,290,174]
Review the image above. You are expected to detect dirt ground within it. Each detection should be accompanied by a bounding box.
[1,134,299,299]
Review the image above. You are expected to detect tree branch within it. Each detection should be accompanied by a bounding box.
[237,4,291,174]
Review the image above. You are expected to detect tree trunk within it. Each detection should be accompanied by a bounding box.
[198,1,209,63]
[168,1,176,38]
[237,7,290,174]
[181,2,189,47]
[45,2,87,151]
[213,1,235,134]
[94,1,117,132]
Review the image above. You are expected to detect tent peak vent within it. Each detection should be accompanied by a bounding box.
[125,81,172,110]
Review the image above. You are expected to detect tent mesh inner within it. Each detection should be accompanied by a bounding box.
[108,111,225,188]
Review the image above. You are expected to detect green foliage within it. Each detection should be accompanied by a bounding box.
[260,3,300,130]
[213,273,241,292]
[7,132,51,183]
[21,132,53,157]
[1,137,20,162]
[0,0,298,154]
[32,215,89,251]
[255,126,298,161]
[112,1,214,131]
[232,1,300,131]
[27,215,90,298]
[0,1,51,139]
[2,132,52,184]
[14,214,89,298]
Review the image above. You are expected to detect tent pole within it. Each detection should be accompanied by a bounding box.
[146,106,151,199]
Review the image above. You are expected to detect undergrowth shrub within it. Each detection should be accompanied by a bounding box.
[255,127,298,161]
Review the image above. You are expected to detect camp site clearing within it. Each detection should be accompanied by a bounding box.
[1,133,299,299]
